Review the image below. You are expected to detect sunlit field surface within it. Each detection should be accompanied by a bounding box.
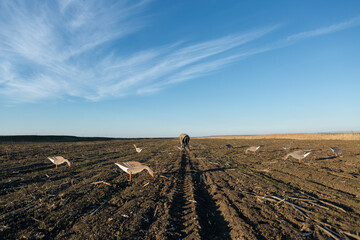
[1,137,360,239]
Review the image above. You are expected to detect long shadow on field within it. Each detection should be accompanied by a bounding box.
[233,146,248,149]
[3,163,55,176]
[255,169,355,213]
[166,152,188,238]
[162,167,233,176]
[315,156,336,161]
[197,146,248,150]
[187,155,231,239]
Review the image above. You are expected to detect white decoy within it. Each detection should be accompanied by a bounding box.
[283,142,292,150]
[283,144,291,150]
[115,161,154,181]
[47,156,71,168]
[177,146,182,150]
[284,150,311,163]
[133,144,142,153]
[246,146,260,153]
[330,147,343,157]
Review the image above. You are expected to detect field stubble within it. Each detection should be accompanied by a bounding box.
[0,138,360,239]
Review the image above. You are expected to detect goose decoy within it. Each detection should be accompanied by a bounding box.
[283,144,291,150]
[225,144,233,149]
[245,146,260,153]
[133,144,143,153]
[330,147,343,157]
[47,156,71,168]
[115,161,154,181]
[283,150,311,163]
[283,141,292,150]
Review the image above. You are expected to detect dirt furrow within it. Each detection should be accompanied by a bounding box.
[193,153,293,239]
[160,151,200,239]
[187,153,232,239]
[192,143,360,238]
[1,138,360,239]
[203,167,306,239]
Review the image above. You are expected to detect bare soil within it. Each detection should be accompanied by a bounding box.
[1,138,360,239]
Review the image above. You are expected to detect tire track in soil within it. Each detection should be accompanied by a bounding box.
[1,142,162,205]
[68,145,179,239]
[201,166,302,239]
[191,149,301,237]
[187,152,232,240]
[165,150,232,239]
[192,148,360,239]
[0,141,170,239]
[165,151,199,239]
[208,153,358,209]
[57,147,172,239]
[190,152,266,239]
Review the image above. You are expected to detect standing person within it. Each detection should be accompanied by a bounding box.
[179,133,190,150]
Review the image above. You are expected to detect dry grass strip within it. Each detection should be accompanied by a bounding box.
[197,132,360,140]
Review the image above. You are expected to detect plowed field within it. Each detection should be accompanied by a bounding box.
[1,138,360,239]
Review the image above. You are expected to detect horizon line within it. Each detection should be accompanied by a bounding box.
[1,131,359,139]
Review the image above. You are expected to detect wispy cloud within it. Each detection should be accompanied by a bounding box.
[0,0,150,103]
[136,15,360,95]
[286,16,360,42]
[0,1,359,103]
[96,26,278,99]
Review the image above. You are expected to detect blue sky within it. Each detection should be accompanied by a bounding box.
[1,0,359,137]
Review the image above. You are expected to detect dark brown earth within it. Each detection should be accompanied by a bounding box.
[1,138,360,239]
